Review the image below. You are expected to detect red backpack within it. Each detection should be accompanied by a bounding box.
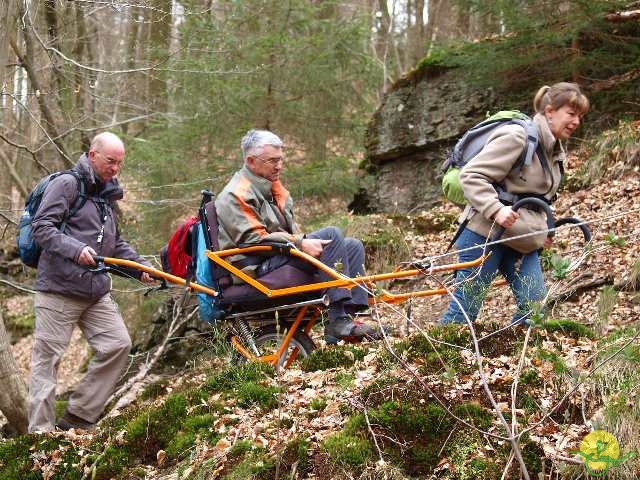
[160,215,200,278]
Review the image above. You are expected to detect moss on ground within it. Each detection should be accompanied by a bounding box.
[300,344,367,372]
[543,319,596,339]
[80,363,274,479]
[444,432,502,480]
[323,399,460,475]
[322,430,373,467]
[535,348,568,374]
[237,382,280,411]
[384,325,474,376]
[452,402,494,430]
[3,312,35,339]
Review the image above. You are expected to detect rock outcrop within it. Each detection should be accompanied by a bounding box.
[360,65,512,214]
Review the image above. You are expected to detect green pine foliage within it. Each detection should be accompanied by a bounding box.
[124,0,380,252]
[418,1,640,133]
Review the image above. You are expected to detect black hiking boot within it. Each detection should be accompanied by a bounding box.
[56,411,96,431]
[324,316,385,344]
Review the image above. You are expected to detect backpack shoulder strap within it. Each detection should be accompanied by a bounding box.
[59,170,88,232]
[510,118,539,171]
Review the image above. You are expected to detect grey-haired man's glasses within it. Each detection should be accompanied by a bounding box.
[256,154,284,166]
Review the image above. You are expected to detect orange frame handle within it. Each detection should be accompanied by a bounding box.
[95,257,219,297]
[205,247,488,299]
[97,248,487,303]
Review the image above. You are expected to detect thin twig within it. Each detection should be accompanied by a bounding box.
[0,278,35,294]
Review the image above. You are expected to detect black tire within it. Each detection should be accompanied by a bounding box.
[234,324,316,366]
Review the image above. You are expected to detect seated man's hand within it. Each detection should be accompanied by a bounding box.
[301,238,331,258]
[140,272,155,283]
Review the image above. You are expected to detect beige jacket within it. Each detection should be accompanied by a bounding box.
[460,113,565,254]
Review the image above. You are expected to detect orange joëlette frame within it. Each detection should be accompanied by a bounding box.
[97,245,488,305]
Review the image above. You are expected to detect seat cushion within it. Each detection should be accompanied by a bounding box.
[222,265,320,303]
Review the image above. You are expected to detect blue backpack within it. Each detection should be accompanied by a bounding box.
[194,222,225,322]
[17,170,87,268]
[191,192,226,322]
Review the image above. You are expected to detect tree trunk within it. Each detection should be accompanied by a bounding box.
[0,310,29,435]
[148,0,172,114]
[409,0,425,66]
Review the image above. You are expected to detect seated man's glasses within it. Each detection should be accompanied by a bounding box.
[257,155,284,166]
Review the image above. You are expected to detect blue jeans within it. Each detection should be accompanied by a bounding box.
[440,228,546,325]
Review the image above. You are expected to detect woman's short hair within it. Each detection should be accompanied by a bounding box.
[241,129,283,159]
[533,82,590,116]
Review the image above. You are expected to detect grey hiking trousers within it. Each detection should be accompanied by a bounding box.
[28,292,131,432]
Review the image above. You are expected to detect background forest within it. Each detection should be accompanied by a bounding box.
[1,1,640,479]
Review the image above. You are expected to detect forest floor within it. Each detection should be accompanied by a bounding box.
[2,153,640,479]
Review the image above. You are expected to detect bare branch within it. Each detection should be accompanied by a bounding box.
[0,212,18,226]
[104,296,199,414]
[589,68,640,93]
[0,278,36,295]
[0,124,51,173]
[604,9,640,22]
[0,148,29,197]
[28,14,256,77]
[8,27,73,166]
